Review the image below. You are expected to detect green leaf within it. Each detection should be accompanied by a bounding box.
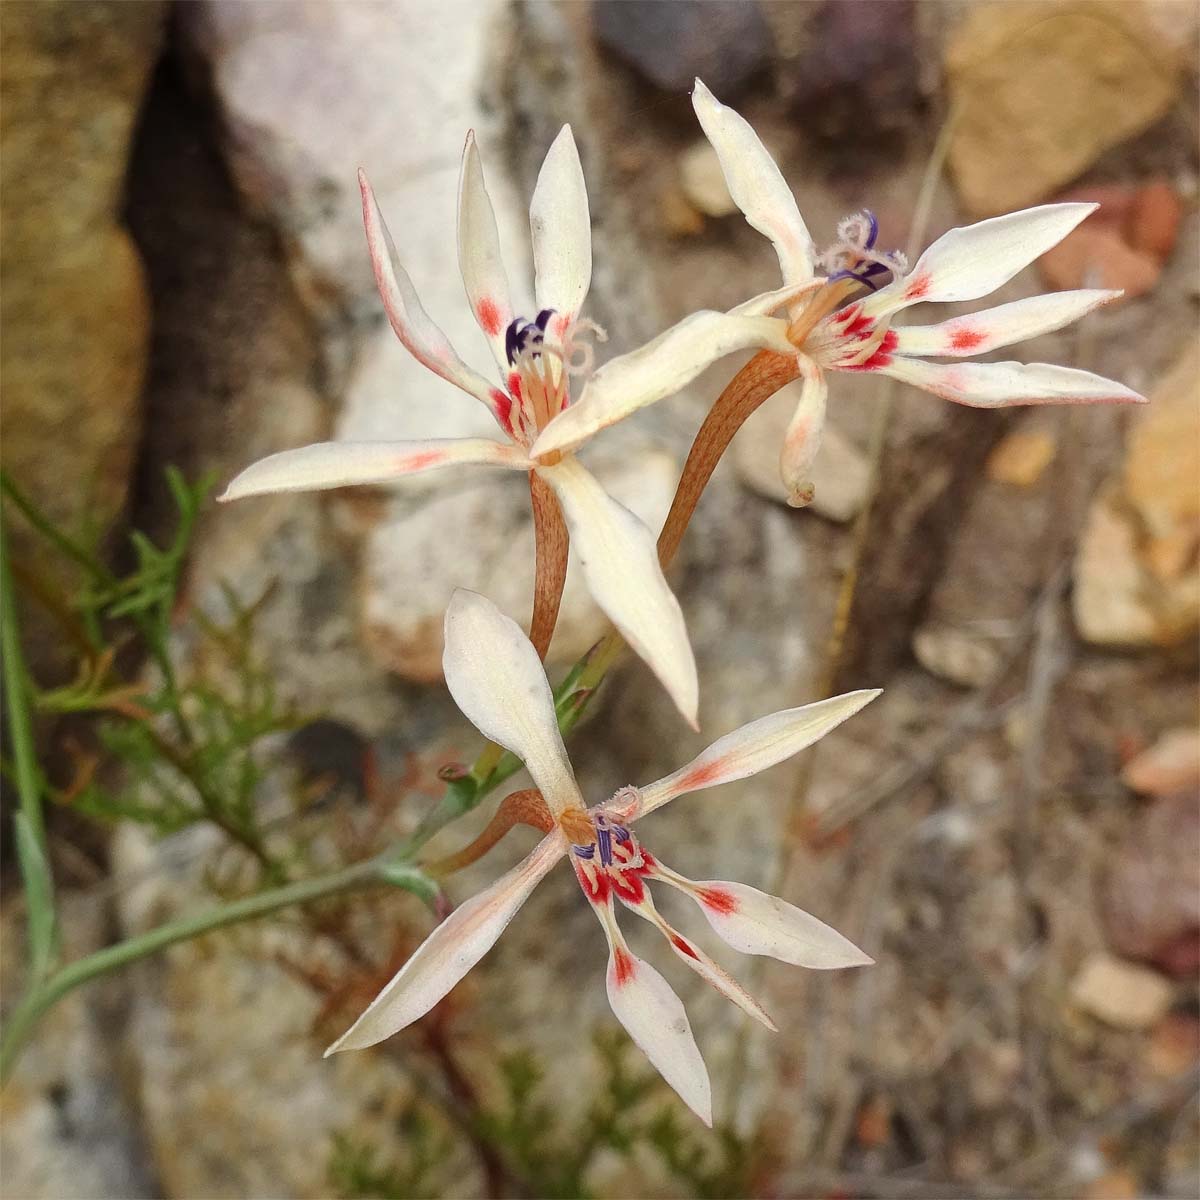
[14,812,57,982]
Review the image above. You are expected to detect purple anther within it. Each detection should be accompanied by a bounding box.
[596,823,614,866]
[863,210,879,249]
[504,310,557,365]
[613,824,631,844]
[572,843,595,859]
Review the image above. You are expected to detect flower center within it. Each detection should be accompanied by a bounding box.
[563,792,651,904]
[817,210,908,292]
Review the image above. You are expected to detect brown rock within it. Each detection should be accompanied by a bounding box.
[1,0,164,624]
[1146,1011,1200,1079]
[1037,226,1161,298]
[986,430,1057,487]
[1121,728,1200,798]
[1127,179,1184,262]
[946,3,1178,216]
[1103,792,1200,977]
[1070,953,1173,1029]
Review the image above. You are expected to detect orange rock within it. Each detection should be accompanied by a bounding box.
[1127,179,1183,261]
[1037,226,1161,297]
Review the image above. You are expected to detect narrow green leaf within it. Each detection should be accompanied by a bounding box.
[14,812,57,982]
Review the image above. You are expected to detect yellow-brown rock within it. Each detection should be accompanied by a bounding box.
[946,3,1178,216]
[1,1,164,552]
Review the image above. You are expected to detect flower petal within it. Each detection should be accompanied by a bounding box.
[325,833,564,1054]
[618,885,777,1031]
[728,279,822,318]
[637,689,881,817]
[359,170,506,423]
[863,203,1099,318]
[893,289,1122,359]
[778,356,827,508]
[219,439,530,501]
[652,866,872,970]
[691,79,815,285]
[442,590,584,814]
[589,893,712,1125]
[530,125,591,324]
[531,310,794,458]
[877,357,1147,408]
[458,133,516,377]
[536,457,698,728]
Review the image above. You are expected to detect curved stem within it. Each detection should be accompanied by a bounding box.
[657,350,799,569]
[527,470,569,660]
[424,788,553,877]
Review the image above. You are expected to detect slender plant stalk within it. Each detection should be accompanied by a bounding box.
[0,854,434,1082]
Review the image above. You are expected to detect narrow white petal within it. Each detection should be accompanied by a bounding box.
[728,279,823,318]
[893,289,1122,359]
[778,356,827,508]
[603,933,712,1125]
[620,888,777,1031]
[442,590,584,814]
[656,871,872,970]
[219,439,530,501]
[638,690,881,817]
[863,203,1099,318]
[878,357,1147,408]
[530,125,591,322]
[537,458,698,727]
[691,79,815,285]
[325,834,564,1053]
[458,134,516,376]
[359,170,504,419]
[531,310,794,458]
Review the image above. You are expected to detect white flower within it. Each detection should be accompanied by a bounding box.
[220,127,794,723]
[532,80,1147,506]
[325,590,879,1126]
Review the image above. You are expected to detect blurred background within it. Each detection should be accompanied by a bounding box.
[1,1,1197,1197]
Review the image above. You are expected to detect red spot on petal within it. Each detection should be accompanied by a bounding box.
[399,450,444,472]
[613,947,636,987]
[842,330,898,372]
[574,862,610,904]
[949,326,986,352]
[507,371,523,401]
[671,935,699,961]
[477,297,502,336]
[677,759,725,791]
[699,887,738,915]
[611,872,646,904]
[552,312,571,338]
[905,273,931,301]
[490,389,514,435]
[844,311,875,339]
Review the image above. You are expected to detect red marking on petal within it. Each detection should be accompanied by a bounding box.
[844,311,874,339]
[613,946,636,987]
[477,298,502,336]
[490,389,514,435]
[552,312,571,338]
[398,450,444,472]
[699,887,738,915]
[574,861,610,904]
[611,872,646,904]
[949,326,986,352]
[842,330,898,372]
[905,273,931,301]
[507,372,523,401]
[671,934,699,961]
[676,760,726,791]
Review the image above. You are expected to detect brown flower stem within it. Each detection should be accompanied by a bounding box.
[423,789,554,878]
[656,350,799,569]
[527,469,569,661]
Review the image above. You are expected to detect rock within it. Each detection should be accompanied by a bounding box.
[946,3,1179,216]
[912,625,1002,689]
[1103,791,1200,977]
[1070,953,1173,1029]
[734,387,870,522]
[1128,180,1184,262]
[986,430,1057,487]
[678,139,736,218]
[1121,728,1200,798]
[360,449,679,681]
[778,0,920,156]
[1074,344,1200,648]
[1037,226,1162,298]
[591,0,771,96]
[0,0,164,664]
